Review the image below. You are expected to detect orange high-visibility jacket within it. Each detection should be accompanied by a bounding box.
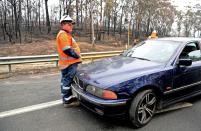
[148,32,158,39]
[56,30,81,67]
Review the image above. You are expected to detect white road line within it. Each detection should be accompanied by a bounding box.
[0,99,62,119]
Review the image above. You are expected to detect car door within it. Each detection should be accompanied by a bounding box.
[171,42,201,98]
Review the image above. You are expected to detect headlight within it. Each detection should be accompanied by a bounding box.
[86,85,117,99]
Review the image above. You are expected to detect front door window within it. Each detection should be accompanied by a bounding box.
[179,42,201,61]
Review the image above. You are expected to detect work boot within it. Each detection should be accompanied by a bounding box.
[63,96,80,108]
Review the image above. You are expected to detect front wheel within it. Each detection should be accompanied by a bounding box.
[129,89,157,128]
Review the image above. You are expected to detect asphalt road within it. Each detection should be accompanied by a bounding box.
[0,72,201,131]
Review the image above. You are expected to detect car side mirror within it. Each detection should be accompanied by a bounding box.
[178,59,192,66]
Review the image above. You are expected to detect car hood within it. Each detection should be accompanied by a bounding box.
[77,56,164,88]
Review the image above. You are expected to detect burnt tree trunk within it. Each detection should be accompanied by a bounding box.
[45,0,51,34]
[76,0,79,26]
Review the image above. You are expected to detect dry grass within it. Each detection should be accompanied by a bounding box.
[0,38,126,57]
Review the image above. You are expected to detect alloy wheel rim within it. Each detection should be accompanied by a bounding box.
[137,92,156,124]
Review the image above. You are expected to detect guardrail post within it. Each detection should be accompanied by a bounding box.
[8,64,12,73]
[56,60,58,67]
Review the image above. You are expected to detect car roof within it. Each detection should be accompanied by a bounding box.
[155,37,201,43]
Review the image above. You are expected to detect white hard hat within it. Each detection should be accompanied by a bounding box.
[60,15,75,24]
[152,30,157,33]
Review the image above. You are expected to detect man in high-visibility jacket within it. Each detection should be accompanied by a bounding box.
[148,30,158,39]
[56,15,81,107]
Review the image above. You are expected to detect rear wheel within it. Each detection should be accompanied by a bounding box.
[129,89,157,128]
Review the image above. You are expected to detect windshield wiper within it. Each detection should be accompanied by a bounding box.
[132,57,151,61]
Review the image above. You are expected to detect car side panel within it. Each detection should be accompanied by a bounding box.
[110,69,174,99]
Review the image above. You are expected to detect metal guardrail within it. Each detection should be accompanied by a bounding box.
[0,51,123,73]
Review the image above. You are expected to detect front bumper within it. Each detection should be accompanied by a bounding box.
[71,84,129,116]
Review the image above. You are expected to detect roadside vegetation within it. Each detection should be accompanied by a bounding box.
[0,0,200,56]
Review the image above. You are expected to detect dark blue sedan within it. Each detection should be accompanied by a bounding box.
[71,37,201,128]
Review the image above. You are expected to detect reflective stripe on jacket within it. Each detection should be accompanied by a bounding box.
[56,30,81,67]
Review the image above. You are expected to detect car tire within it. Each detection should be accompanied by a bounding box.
[129,89,157,128]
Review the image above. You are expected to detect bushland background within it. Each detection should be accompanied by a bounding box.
[0,0,201,56]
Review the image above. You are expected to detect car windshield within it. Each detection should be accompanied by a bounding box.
[123,40,181,63]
